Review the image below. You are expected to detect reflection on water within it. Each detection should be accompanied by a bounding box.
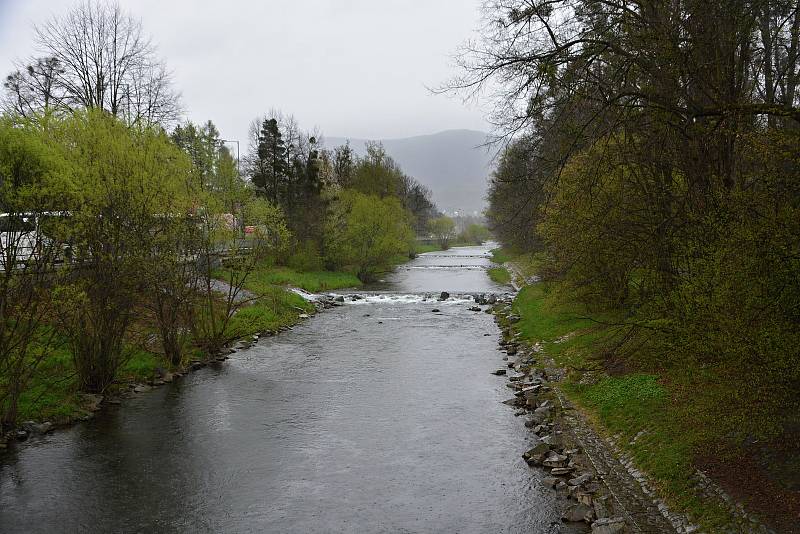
[0,245,573,533]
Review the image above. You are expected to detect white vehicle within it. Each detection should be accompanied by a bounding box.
[0,212,71,271]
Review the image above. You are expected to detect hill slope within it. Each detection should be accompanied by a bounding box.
[325,129,495,214]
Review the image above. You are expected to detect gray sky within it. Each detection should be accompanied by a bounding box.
[0,0,490,145]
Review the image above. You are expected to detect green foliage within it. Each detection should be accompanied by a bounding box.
[287,240,324,272]
[458,223,490,244]
[248,265,361,293]
[428,216,456,249]
[487,266,511,285]
[324,190,414,282]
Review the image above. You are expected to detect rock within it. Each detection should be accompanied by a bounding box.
[107,398,122,405]
[575,491,593,506]
[152,379,165,386]
[438,291,450,301]
[334,295,345,302]
[523,442,552,465]
[78,393,104,412]
[491,369,507,376]
[190,361,205,370]
[562,503,594,523]
[550,467,575,476]
[592,497,611,520]
[298,313,309,319]
[487,294,498,304]
[542,477,560,488]
[506,346,518,356]
[15,430,28,441]
[468,306,482,312]
[133,384,152,393]
[542,451,568,468]
[162,372,174,383]
[591,517,626,534]
[251,334,259,341]
[431,308,441,313]
[569,473,593,487]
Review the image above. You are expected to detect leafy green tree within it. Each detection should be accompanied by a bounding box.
[324,191,414,281]
[429,216,456,249]
[0,117,71,426]
[51,110,195,393]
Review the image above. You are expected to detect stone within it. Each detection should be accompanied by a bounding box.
[162,372,174,383]
[15,430,28,441]
[523,442,552,461]
[133,384,152,393]
[491,369,507,376]
[569,473,593,487]
[550,467,575,476]
[438,291,450,301]
[252,334,259,341]
[562,503,594,523]
[431,308,441,313]
[468,306,482,312]
[542,451,568,468]
[542,477,560,488]
[575,491,593,506]
[334,295,345,302]
[506,346,518,356]
[592,496,611,520]
[591,517,626,534]
[107,398,122,405]
[299,313,310,319]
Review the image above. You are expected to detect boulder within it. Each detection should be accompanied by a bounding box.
[133,384,152,394]
[21,421,52,435]
[334,296,345,302]
[438,291,450,301]
[541,477,560,488]
[542,451,568,468]
[468,306,482,312]
[487,294,498,304]
[523,442,552,465]
[431,308,441,313]
[591,518,626,534]
[562,503,594,523]
[569,473,593,487]
[550,467,575,476]
[491,369,507,376]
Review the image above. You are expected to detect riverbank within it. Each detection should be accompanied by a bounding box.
[0,242,458,448]
[0,262,363,448]
[495,249,798,532]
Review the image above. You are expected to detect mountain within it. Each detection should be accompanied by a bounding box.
[324,129,495,214]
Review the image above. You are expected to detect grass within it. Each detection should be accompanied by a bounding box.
[487,266,512,285]
[509,281,736,528]
[245,264,361,293]
[490,246,515,264]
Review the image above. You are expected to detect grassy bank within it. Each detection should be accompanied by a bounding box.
[493,247,799,529]
[508,283,734,527]
[12,263,360,426]
[487,266,511,285]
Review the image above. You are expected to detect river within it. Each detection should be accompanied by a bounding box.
[0,244,574,533]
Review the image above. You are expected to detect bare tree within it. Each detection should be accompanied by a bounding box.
[4,1,180,126]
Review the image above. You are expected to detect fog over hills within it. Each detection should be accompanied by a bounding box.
[324,129,495,214]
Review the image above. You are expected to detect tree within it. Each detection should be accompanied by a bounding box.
[324,191,414,281]
[4,1,180,126]
[51,110,194,392]
[428,216,456,249]
[0,117,71,427]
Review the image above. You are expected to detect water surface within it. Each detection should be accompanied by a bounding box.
[0,245,571,533]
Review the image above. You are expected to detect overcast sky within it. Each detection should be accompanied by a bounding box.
[0,0,490,145]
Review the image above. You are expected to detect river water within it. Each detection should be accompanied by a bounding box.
[0,245,571,533]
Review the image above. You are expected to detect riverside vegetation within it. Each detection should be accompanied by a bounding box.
[453,1,800,530]
[0,2,489,436]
